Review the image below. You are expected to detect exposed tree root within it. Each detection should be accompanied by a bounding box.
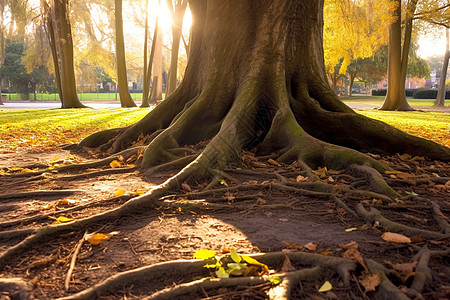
[356,204,449,240]
[0,190,82,202]
[432,203,450,234]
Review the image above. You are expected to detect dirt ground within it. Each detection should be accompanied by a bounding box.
[0,147,449,299]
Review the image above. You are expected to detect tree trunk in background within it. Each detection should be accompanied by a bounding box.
[49,0,86,108]
[149,25,163,104]
[142,0,150,105]
[141,0,161,107]
[115,0,137,108]
[166,0,187,96]
[435,28,449,107]
[380,0,416,111]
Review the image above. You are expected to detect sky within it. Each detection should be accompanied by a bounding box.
[417,30,448,58]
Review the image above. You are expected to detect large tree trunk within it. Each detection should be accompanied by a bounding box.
[435,28,449,107]
[380,0,416,111]
[81,0,449,168]
[115,0,137,108]
[48,0,86,108]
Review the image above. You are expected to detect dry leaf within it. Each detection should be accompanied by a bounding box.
[360,272,381,292]
[85,231,119,245]
[399,153,411,161]
[392,261,417,274]
[280,254,296,272]
[282,240,303,250]
[296,175,308,182]
[109,160,122,168]
[345,227,357,232]
[304,242,317,251]
[224,191,235,202]
[181,182,191,192]
[313,167,328,178]
[381,232,411,243]
[267,158,281,167]
[342,248,368,272]
[340,241,359,250]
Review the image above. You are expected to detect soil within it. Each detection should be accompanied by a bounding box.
[0,147,449,299]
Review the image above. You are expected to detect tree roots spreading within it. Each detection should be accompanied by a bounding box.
[1,70,449,299]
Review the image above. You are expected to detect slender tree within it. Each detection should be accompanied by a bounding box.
[149,24,163,104]
[165,0,187,96]
[435,27,449,106]
[114,0,137,107]
[42,0,86,108]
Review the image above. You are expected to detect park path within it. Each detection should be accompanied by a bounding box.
[0,100,449,112]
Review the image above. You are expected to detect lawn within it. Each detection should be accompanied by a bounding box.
[341,95,450,107]
[0,102,448,153]
[0,108,150,153]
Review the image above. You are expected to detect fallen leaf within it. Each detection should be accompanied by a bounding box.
[230,249,242,263]
[267,158,281,167]
[318,281,333,292]
[296,175,308,182]
[51,216,73,224]
[381,232,411,243]
[392,261,417,274]
[313,167,328,178]
[194,249,217,259]
[340,241,359,250]
[113,190,126,197]
[360,272,381,292]
[282,240,303,250]
[345,227,357,232]
[109,160,122,168]
[85,231,119,245]
[304,242,317,251]
[342,247,368,272]
[224,191,235,202]
[181,182,192,192]
[399,153,411,161]
[280,254,296,272]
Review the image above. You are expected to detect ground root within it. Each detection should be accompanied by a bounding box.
[57,251,356,300]
[356,204,450,240]
[4,146,145,180]
[0,194,134,230]
[0,190,82,202]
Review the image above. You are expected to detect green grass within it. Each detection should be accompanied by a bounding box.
[0,108,150,152]
[355,110,450,148]
[341,96,450,107]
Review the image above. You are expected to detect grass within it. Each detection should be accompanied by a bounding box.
[0,108,150,153]
[0,97,448,154]
[341,95,450,107]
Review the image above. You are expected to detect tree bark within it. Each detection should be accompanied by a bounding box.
[115,0,137,108]
[166,0,188,96]
[380,0,415,111]
[47,0,86,108]
[435,28,449,107]
[81,0,450,165]
[142,0,150,106]
[149,25,163,104]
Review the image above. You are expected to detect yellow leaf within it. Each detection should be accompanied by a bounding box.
[113,190,126,197]
[51,216,73,224]
[230,249,241,263]
[381,232,411,243]
[85,231,119,245]
[318,281,333,292]
[345,227,357,232]
[110,160,122,168]
[193,249,217,259]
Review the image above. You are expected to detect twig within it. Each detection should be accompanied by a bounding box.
[65,231,87,291]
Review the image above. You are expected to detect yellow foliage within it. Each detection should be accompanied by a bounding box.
[324,0,396,75]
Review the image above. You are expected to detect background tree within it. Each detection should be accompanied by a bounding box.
[149,25,163,104]
[435,27,449,106]
[41,0,86,108]
[165,0,187,96]
[114,0,137,107]
[0,40,30,99]
[324,0,394,92]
